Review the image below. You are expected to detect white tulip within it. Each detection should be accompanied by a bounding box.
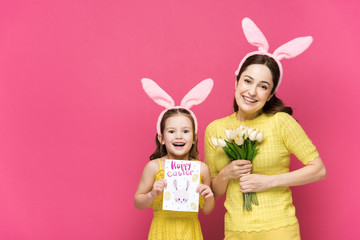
[234,137,244,146]
[235,127,242,137]
[231,129,238,140]
[211,137,219,147]
[217,138,227,148]
[225,129,232,141]
[247,127,255,136]
[241,129,249,139]
[256,132,265,142]
[249,129,259,141]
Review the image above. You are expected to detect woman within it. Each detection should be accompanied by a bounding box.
[204,18,326,239]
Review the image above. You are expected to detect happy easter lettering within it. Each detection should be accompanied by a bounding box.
[167,161,194,177]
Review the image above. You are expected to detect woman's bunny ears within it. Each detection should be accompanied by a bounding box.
[235,17,313,92]
[141,78,214,134]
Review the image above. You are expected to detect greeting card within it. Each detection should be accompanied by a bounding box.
[162,159,201,212]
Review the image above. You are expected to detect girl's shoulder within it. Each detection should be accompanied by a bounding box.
[143,158,163,175]
[199,161,210,175]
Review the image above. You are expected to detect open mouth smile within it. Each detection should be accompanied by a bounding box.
[173,142,185,147]
[242,95,258,103]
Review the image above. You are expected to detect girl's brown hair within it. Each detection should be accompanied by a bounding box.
[149,108,198,160]
[233,54,293,115]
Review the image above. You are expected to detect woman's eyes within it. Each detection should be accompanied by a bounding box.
[260,85,268,90]
[168,130,175,133]
[183,130,190,133]
[243,78,269,90]
[244,79,252,84]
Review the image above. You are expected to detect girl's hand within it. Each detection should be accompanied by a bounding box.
[222,160,252,180]
[150,179,167,199]
[239,174,274,193]
[196,184,214,200]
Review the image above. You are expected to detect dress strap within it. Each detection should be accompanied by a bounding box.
[157,158,162,170]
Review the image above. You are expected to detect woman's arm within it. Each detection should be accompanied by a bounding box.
[204,122,252,198]
[239,157,326,193]
[212,160,252,198]
[134,161,167,209]
[197,162,215,215]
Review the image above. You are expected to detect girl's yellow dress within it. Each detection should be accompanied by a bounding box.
[148,159,205,240]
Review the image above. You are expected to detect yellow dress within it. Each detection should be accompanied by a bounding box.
[205,112,319,233]
[148,159,205,240]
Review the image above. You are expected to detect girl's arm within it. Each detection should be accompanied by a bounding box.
[211,160,252,198]
[239,157,326,193]
[197,162,215,215]
[134,160,167,209]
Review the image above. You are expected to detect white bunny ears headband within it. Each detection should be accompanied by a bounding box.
[235,17,313,92]
[141,78,214,135]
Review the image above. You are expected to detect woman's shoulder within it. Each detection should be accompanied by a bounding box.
[271,112,295,123]
[206,113,236,130]
[273,112,297,124]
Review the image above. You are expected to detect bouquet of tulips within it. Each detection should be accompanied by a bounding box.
[211,125,265,212]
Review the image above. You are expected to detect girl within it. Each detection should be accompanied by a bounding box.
[134,78,215,240]
[204,18,326,239]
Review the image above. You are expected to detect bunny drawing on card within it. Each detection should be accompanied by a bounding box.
[134,78,215,240]
[173,179,189,204]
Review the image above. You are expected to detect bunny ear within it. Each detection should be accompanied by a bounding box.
[173,179,178,190]
[273,36,313,60]
[186,179,190,191]
[180,79,214,109]
[141,78,175,109]
[242,17,269,52]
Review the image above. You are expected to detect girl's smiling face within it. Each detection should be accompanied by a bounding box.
[235,64,274,121]
[158,114,195,160]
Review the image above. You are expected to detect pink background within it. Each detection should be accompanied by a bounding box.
[0,0,359,239]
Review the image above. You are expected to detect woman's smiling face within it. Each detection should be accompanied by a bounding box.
[235,64,274,120]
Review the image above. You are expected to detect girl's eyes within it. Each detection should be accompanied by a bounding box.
[167,130,191,134]
[167,130,191,133]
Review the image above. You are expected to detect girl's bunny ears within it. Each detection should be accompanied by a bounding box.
[235,17,313,92]
[141,78,214,134]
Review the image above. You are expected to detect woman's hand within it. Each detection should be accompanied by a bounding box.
[239,174,274,193]
[196,184,214,200]
[150,179,167,199]
[223,160,252,180]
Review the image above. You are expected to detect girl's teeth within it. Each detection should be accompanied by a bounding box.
[173,143,185,146]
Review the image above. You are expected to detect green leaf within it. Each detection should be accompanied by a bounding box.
[251,192,259,206]
[232,142,245,159]
[242,193,245,212]
[223,147,236,160]
[225,141,241,159]
[251,148,259,161]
